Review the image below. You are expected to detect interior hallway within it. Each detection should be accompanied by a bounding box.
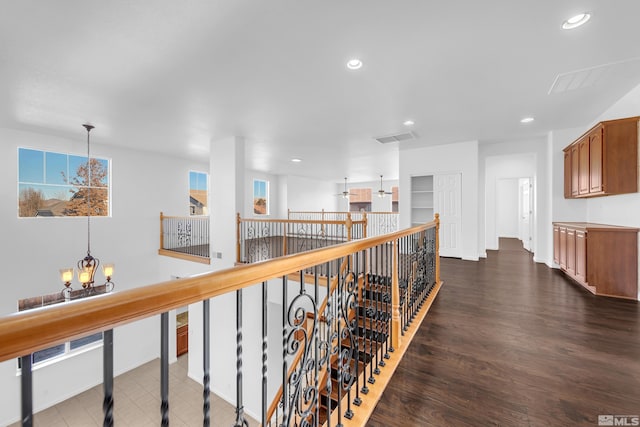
[369,238,640,426]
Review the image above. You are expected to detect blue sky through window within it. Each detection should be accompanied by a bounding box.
[18,148,110,215]
[254,179,267,198]
[189,171,207,191]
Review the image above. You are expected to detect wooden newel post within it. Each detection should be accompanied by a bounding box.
[346,212,353,241]
[362,211,368,239]
[391,239,401,349]
[236,213,241,263]
[435,213,440,284]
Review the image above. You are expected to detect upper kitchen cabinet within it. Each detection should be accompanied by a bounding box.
[563,116,639,198]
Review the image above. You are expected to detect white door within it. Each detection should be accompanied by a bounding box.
[518,178,532,252]
[434,173,462,258]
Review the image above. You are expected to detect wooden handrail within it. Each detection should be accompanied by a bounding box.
[0,220,435,363]
[238,217,366,226]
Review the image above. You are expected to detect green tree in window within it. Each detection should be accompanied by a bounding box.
[19,188,45,217]
[64,159,109,216]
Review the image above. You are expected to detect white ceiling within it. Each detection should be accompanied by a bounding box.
[2,1,640,183]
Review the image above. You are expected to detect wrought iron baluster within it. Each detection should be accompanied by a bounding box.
[103,329,114,427]
[234,289,248,427]
[360,249,370,393]
[160,312,169,427]
[353,250,362,407]
[21,354,33,427]
[261,282,268,427]
[203,299,211,426]
[383,243,390,361]
[373,247,381,375]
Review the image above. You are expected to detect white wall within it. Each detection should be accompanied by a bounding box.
[483,152,536,250]
[400,140,479,261]
[588,82,640,228]
[479,138,550,265]
[287,175,337,212]
[0,127,211,426]
[496,179,519,238]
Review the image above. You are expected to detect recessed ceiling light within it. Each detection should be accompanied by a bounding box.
[403,120,415,126]
[520,117,535,123]
[562,13,591,30]
[346,59,363,70]
[291,158,302,163]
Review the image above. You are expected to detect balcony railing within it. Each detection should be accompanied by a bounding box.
[1,215,441,427]
[158,212,210,264]
[236,213,367,264]
[288,210,399,238]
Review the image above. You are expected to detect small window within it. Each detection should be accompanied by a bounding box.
[189,171,208,215]
[18,148,110,218]
[253,179,269,215]
[17,287,109,368]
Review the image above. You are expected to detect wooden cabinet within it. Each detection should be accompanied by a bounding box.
[553,222,638,299]
[177,324,188,356]
[563,152,571,198]
[563,117,639,198]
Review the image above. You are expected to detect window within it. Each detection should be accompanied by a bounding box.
[18,148,110,218]
[189,171,208,215]
[17,287,109,368]
[253,179,269,215]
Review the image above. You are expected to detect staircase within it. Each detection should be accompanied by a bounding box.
[262,223,440,427]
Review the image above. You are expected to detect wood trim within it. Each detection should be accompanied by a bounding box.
[157,249,211,265]
[0,220,436,363]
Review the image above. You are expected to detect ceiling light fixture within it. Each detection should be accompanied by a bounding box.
[291,158,302,163]
[377,175,393,198]
[403,120,415,126]
[562,13,591,30]
[346,59,363,70]
[60,124,114,297]
[520,117,535,123]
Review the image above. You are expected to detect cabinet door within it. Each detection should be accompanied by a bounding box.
[553,226,560,264]
[589,128,603,194]
[575,230,587,283]
[567,228,576,275]
[563,151,572,198]
[177,325,188,356]
[559,227,567,269]
[571,145,580,196]
[578,138,590,195]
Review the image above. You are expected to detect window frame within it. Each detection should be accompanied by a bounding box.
[253,178,269,216]
[16,287,110,371]
[17,147,112,218]
[189,170,209,216]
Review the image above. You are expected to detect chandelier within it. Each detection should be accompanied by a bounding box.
[60,124,114,297]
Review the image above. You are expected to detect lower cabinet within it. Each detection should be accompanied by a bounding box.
[553,222,638,299]
[177,324,188,357]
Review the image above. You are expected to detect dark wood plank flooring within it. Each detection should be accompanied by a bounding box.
[369,238,640,427]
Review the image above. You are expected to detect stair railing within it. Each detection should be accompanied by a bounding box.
[288,210,399,238]
[0,215,439,427]
[158,212,210,264]
[236,213,367,264]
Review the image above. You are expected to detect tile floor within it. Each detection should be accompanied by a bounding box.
[9,355,258,426]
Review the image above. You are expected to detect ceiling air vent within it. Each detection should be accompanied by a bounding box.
[374,131,416,144]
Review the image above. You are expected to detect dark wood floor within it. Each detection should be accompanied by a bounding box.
[369,238,640,427]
